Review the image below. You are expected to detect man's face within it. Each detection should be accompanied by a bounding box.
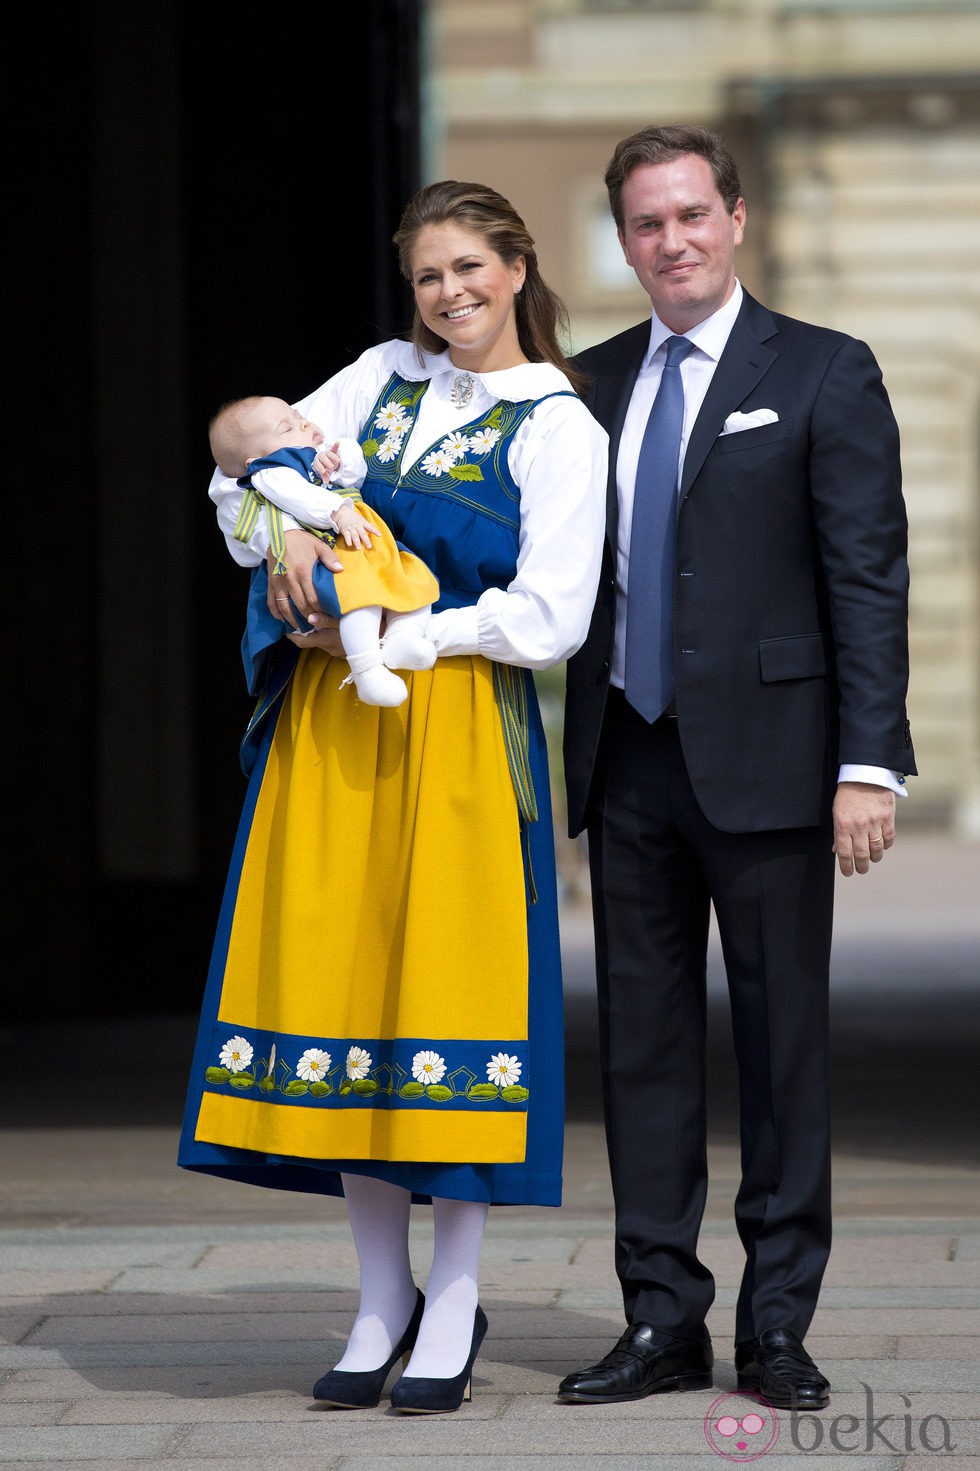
[618,154,745,333]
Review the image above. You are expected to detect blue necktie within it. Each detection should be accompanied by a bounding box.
[624,335,694,723]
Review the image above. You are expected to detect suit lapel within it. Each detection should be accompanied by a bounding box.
[591,325,648,543]
[680,293,778,499]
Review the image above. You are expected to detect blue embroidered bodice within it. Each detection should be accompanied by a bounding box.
[355,373,573,612]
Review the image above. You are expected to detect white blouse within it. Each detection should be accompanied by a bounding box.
[208,338,608,671]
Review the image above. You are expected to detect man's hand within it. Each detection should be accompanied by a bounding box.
[832,781,897,877]
[267,528,343,628]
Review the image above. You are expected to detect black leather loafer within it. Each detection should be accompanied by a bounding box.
[735,1328,830,1409]
[557,1324,713,1404]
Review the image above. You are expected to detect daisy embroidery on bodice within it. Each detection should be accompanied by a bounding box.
[359,373,570,518]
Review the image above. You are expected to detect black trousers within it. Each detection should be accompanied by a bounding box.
[586,692,835,1344]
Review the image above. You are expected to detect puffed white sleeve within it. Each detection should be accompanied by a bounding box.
[329,438,368,489]
[426,396,608,669]
[295,347,394,441]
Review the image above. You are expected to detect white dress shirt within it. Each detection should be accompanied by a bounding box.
[610,282,904,796]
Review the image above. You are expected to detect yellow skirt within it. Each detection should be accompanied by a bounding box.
[193,649,531,1167]
[320,506,439,618]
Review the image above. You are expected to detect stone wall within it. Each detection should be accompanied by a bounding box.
[430,0,980,828]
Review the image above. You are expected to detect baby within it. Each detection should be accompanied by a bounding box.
[209,396,438,706]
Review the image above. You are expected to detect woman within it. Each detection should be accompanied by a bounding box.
[178,180,607,1413]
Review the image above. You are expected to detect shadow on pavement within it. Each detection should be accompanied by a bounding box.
[3,968,977,1169]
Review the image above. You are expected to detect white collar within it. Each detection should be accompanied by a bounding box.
[388,339,574,401]
[644,279,744,366]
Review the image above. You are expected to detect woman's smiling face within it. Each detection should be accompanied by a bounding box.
[409,221,526,373]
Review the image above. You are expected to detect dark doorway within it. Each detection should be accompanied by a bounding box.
[5,1,422,1022]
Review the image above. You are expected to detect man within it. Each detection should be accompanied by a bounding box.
[560,125,914,1412]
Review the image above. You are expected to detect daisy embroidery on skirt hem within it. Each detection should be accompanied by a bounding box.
[202,1031,530,1108]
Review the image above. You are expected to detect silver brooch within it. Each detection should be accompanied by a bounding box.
[450,372,475,409]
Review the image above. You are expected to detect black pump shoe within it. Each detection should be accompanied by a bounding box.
[389,1305,488,1414]
[312,1290,425,1408]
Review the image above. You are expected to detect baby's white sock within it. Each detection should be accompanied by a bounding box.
[382,610,437,672]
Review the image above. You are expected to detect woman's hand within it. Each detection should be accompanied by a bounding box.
[267,528,344,627]
[286,617,343,656]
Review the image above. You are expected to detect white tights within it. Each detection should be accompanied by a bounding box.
[333,1172,488,1380]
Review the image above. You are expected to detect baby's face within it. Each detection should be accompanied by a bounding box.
[244,398,325,463]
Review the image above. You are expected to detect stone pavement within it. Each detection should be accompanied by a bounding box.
[1,833,978,1469]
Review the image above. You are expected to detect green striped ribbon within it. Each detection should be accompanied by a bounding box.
[232,484,343,575]
[493,663,540,904]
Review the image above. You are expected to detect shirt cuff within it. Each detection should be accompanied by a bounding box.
[426,605,481,658]
[838,764,908,797]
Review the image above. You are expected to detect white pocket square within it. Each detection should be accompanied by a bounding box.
[720,408,779,435]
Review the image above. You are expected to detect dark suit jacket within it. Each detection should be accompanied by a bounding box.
[563,289,916,837]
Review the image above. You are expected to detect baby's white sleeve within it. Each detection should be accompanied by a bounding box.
[329,438,367,490]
